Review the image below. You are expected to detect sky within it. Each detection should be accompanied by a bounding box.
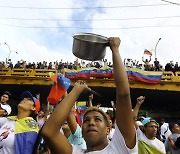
[0,0,180,67]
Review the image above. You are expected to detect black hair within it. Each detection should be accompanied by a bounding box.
[169,122,178,132]
[2,91,11,97]
[84,107,109,127]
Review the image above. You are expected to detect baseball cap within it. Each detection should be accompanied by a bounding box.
[142,117,158,126]
[21,91,40,114]
[0,104,11,115]
[139,116,145,120]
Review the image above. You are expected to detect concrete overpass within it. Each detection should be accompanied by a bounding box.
[0,68,180,118]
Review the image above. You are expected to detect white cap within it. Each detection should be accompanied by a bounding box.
[136,120,143,126]
[0,104,11,115]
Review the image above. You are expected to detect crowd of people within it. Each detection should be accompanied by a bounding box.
[0,37,179,154]
[1,54,180,74]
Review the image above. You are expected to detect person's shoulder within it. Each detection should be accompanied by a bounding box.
[172,133,180,139]
[0,117,9,123]
[155,137,165,146]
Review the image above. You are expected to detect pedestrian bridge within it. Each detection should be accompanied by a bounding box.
[0,67,180,91]
[0,67,180,117]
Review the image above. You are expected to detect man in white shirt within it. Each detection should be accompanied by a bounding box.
[0,91,12,117]
[133,96,165,153]
[42,37,138,154]
[137,117,166,153]
[160,118,172,142]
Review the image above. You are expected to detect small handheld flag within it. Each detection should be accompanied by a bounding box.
[144,49,152,56]
[47,75,71,104]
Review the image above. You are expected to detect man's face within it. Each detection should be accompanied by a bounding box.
[18,98,35,112]
[38,110,45,117]
[109,119,113,128]
[172,124,180,134]
[0,94,9,104]
[82,111,110,147]
[144,122,158,139]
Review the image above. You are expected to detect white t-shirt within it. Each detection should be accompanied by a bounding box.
[0,117,15,154]
[0,104,12,116]
[137,128,165,153]
[107,128,115,141]
[72,124,137,154]
[160,123,172,140]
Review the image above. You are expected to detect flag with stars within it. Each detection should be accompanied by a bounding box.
[47,74,71,104]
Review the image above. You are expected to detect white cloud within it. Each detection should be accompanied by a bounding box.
[0,0,180,67]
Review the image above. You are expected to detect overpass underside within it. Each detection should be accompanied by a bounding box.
[0,68,180,117]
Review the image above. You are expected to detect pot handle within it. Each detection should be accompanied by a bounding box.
[105,42,110,46]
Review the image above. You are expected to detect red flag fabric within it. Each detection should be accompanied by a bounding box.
[144,49,152,56]
[47,75,70,105]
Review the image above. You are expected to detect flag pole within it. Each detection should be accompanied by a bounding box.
[154,38,161,59]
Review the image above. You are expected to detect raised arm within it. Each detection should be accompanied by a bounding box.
[41,80,89,154]
[149,56,151,62]
[109,37,136,149]
[66,106,77,134]
[88,94,93,108]
[132,96,145,129]
[43,101,50,121]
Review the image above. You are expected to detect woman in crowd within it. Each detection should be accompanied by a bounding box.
[0,91,40,154]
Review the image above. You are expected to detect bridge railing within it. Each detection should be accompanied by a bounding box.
[0,68,180,82]
[0,68,58,78]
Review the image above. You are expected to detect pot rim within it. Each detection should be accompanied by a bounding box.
[73,32,108,43]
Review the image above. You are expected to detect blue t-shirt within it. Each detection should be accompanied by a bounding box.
[68,124,86,150]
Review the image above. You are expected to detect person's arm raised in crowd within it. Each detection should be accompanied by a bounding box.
[88,94,93,108]
[61,92,77,134]
[109,37,136,149]
[41,80,89,154]
[66,106,78,134]
[44,102,50,121]
[149,56,151,62]
[132,96,145,129]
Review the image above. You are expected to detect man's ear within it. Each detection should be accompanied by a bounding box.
[106,127,111,135]
[31,106,36,112]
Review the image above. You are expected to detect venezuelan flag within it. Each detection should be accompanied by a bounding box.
[126,67,163,84]
[8,116,39,154]
[65,66,113,79]
[138,140,165,154]
[77,101,87,111]
[47,74,71,104]
[64,66,162,84]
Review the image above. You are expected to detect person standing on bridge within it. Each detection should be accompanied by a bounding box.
[41,37,137,153]
[0,91,12,117]
[0,91,40,154]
